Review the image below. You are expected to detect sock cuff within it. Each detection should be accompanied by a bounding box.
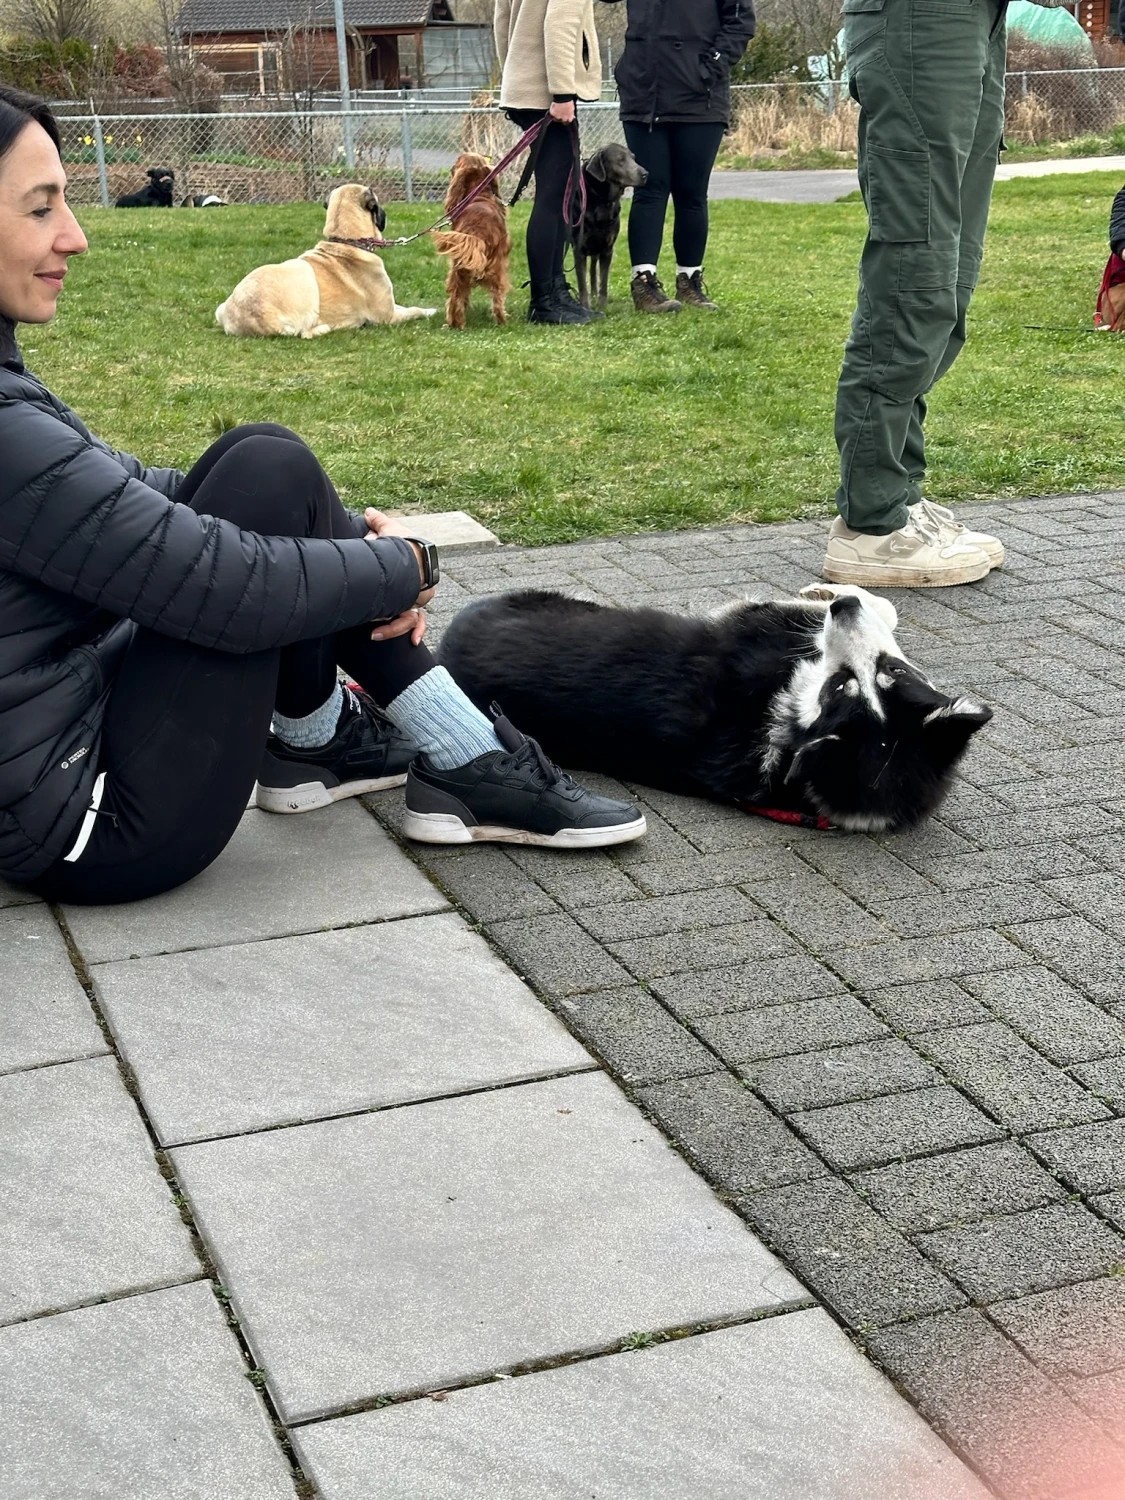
[631,264,657,277]
[676,265,702,277]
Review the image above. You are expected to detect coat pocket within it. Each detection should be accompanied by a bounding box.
[866,145,930,243]
[842,0,885,10]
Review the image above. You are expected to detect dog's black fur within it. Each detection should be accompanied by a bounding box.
[116,167,175,208]
[439,590,993,833]
[573,144,648,310]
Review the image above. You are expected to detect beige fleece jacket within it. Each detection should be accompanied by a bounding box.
[494,0,601,109]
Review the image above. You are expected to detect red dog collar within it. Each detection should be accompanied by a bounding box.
[739,802,834,831]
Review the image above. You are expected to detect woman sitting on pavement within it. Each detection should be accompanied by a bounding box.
[495,0,603,324]
[604,0,755,314]
[0,86,645,906]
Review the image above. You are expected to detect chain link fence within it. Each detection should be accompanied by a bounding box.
[58,69,1125,209]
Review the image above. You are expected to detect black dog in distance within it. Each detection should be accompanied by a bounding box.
[116,167,175,208]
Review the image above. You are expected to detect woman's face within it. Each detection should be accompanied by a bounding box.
[0,120,87,325]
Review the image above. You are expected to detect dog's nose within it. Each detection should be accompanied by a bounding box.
[829,594,862,620]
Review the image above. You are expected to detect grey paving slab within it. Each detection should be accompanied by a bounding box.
[918,1022,1110,1132]
[868,1308,1125,1500]
[0,905,106,1074]
[0,1281,295,1500]
[489,911,634,998]
[917,1203,1125,1302]
[1009,916,1125,1007]
[959,967,1125,1065]
[293,1311,990,1500]
[556,987,714,1086]
[0,878,40,908]
[1026,1117,1125,1193]
[62,802,447,963]
[638,1072,826,1193]
[739,1177,965,1329]
[826,931,1030,989]
[863,979,990,1034]
[419,848,559,923]
[790,1085,1004,1172]
[699,992,887,1064]
[991,1278,1125,1379]
[94,914,591,1146]
[651,953,844,1019]
[0,1056,197,1324]
[605,919,796,980]
[854,1141,1068,1234]
[742,1038,936,1113]
[576,888,762,944]
[172,1072,805,1422]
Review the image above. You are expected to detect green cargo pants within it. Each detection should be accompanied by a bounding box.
[835,0,1007,535]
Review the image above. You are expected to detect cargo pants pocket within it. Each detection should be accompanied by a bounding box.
[866,145,930,243]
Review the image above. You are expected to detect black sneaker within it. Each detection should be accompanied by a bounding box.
[401,708,647,848]
[256,683,416,814]
[527,287,598,325]
[553,274,604,319]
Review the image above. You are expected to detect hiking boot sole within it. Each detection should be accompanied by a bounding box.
[400,809,648,848]
[822,555,991,589]
[257,773,407,813]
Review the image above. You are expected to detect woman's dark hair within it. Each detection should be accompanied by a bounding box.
[0,86,61,165]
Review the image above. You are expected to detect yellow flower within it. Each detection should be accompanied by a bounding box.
[83,135,92,145]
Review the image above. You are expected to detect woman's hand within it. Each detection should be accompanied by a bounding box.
[549,100,576,123]
[364,507,437,610]
[371,605,429,645]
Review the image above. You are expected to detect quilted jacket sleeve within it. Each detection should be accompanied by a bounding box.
[0,392,422,654]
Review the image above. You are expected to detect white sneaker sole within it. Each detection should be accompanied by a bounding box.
[256,774,407,814]
[822,554,991,588]
[400,810,648,848]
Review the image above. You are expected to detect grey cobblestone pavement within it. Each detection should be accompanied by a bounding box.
[368,491,1125,1500]
[4,494,1125,1500]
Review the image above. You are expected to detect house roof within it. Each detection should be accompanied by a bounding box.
[175,0,435,33]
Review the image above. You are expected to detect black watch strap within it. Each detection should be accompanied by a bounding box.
[399,535,441,590]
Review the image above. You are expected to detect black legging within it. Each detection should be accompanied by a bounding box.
[508,109,577,296]
[31,425,433,907]
[623,121,726,269]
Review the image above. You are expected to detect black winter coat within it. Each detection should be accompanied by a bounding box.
[607,0,756,128]
[0,319,421,883]
[1111,181,1125,256]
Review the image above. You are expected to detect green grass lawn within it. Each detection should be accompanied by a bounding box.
[27,174,1125,545]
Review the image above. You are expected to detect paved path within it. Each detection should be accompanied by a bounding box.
[4,494,1125,1499]
[710,154,1125,205]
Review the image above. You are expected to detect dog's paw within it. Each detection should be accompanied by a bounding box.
[422,308,437,317]
[798,583,898,633]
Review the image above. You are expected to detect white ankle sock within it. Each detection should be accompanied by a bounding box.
[386,667,502,770]
[272,682,344,750]
[676,265,702,278]
[631,264,657,278]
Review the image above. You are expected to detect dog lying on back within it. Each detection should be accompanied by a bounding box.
[215,183,435,337]
[432,152,512,328]
[439,584,992,833]
[574,143,647,311]
[116,167,175,208]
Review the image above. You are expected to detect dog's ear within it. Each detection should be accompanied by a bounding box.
[147,167,160,179]
[363,186,379,214]
[921,696,993,761]
[584,150,607,182]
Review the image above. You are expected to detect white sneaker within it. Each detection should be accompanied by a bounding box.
[912,499,1004,569]
[822,511,991,588]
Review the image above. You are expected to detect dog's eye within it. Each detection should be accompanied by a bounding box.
[835,676,859,697]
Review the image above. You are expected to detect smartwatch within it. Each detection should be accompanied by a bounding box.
[400,535,441,590]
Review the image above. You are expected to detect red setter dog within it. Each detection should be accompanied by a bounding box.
[432,153,512,329]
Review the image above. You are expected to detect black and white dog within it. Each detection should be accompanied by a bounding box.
[439,584,992,832]
[181,193,228,208]
[115,167,175,208]
[574,143,648,311]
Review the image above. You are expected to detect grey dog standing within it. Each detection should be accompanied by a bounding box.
[573,143,648,310]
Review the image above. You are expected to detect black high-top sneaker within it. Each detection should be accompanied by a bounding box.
[256,683,416,813]
[402,708,646,848]
[527,284,597,324]
[675,269,718,310]
[631,270,681,314]
[553,274,604,319]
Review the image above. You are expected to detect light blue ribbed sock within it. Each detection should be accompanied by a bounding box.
[386,667,502,770]
[272,681,343,749]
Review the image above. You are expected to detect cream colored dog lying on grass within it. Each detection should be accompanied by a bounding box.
[215,183,435,338]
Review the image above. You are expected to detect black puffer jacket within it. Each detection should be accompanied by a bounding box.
[608,0,756,128]
[1111,180,1125,256]
[0,318,420,883]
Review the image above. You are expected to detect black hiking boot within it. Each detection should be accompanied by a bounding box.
[256,683,416,813]
[631,270,681,314]
[675,269,719,310]
[401,707,646,848]
[527,284,598,324]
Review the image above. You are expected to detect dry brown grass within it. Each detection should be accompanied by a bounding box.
[724,86,858,166]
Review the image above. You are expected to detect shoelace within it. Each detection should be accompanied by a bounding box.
[343,683,396,739]
[914,498,962,536]
[506,734,575,792]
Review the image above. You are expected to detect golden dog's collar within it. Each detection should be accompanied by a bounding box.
[325,234,393,251]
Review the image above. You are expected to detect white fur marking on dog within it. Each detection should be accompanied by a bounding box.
[923,696,986,724]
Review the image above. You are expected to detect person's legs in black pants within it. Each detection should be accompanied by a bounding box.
[668,123,726,279]
[506,110,591,322]
[32,425,439,906]
[623,122,672,269]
